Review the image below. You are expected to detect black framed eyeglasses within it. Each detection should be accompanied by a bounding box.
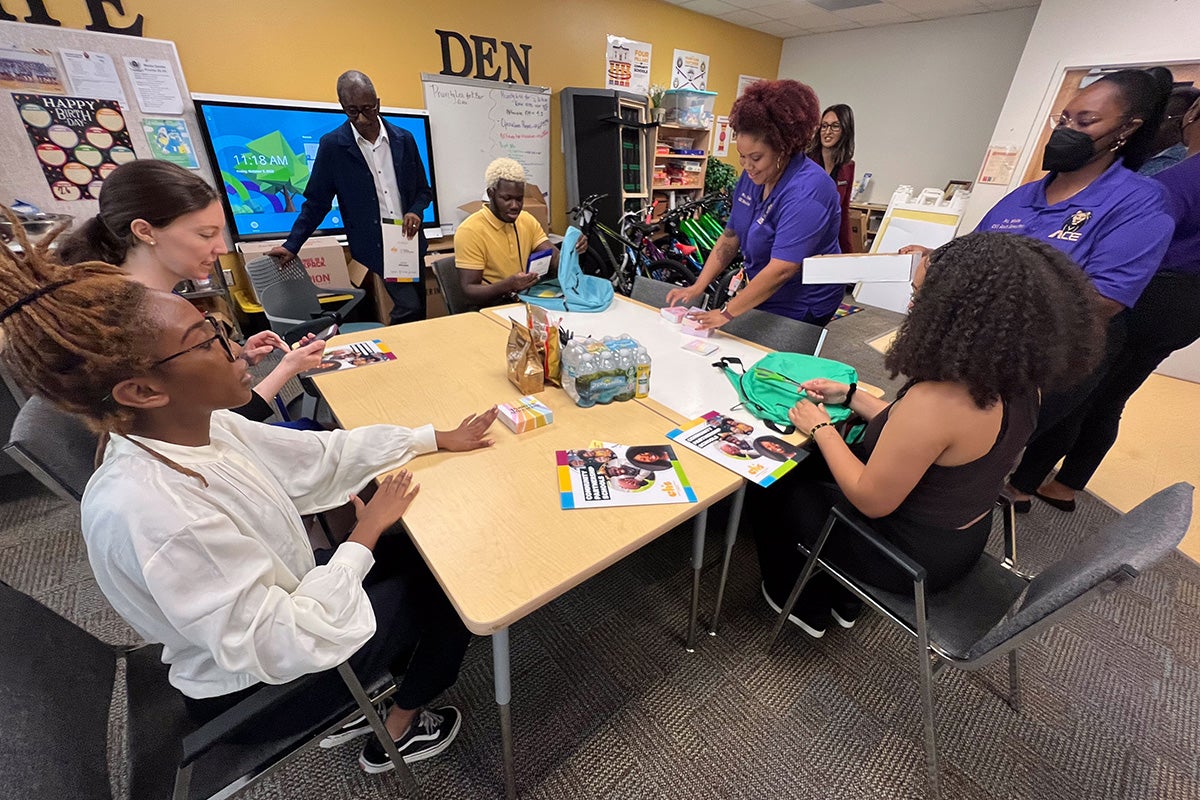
[153,316,235,367]
[819,122,842,131]
[342,100,379,119]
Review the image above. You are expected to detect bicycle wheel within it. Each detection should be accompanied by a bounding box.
[579,246,613,279]
[644,258,695,288]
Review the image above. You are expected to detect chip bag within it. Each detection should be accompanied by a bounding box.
[507,320,544,394]
[526,303,561,387]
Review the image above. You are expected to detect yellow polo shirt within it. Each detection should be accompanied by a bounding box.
[454,207,549,286]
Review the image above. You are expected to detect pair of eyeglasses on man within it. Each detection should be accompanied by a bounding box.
[342,101,379,119]
[153,316,236,367]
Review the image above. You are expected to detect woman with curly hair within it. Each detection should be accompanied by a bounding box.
[0,214,501,771]
[808,103,857,254]
[667,79,844,327]
[749,233,1102,638]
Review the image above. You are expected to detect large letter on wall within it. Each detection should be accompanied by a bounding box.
[436,29,473,77]
[501,41,531,85]
[0,0,63,25]
[85,0,144,35]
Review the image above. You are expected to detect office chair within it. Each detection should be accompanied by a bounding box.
[430,255,477,316]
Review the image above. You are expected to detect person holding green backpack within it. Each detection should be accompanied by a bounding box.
[748,233,1104,638]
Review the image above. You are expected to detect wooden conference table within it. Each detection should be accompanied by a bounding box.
[312,297,868,798]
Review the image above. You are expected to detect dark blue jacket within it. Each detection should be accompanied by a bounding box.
[283,120,432,274]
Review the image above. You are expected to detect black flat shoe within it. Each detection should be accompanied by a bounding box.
[1012,498,1032,514]
[1035,491,1076,512]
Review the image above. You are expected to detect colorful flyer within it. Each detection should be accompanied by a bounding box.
[302,339,397,377]
[667,411,808,487]
[557,443,696,510]
[671,49,709,91]
[142,117,198,168]
[605,34,651,95]
[13,93,135,201]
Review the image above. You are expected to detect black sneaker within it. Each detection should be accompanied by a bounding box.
[358,705,462,772]
[761,581,827,638]
[831,596,863,629]
[320,701,392,748]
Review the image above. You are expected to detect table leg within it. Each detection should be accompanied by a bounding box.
[686,508,708,652]
[492,628,517,800]
[709,484,745,636]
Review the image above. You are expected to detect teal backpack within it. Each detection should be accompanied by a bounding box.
[518,226,614,313]
[713,352,858,435]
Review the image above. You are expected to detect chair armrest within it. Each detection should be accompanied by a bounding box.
[319,286,366,320]
[283,315,340,345]
[178,673,325,767]
[830,505,927,583]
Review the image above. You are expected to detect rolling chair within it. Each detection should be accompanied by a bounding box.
[430,255,477,316]
[244,255,383,341]
[3,395,96,502]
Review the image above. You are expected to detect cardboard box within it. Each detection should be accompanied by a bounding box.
[238,236,353,302]
[457,183,549,234]
[348,260,447,324]
[498,395,554,433]
[802,253,918,285]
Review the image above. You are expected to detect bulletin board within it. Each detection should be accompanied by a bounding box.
[1019,60,1200,186]
[0,20,217,219]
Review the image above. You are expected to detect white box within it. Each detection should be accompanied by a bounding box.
[238,236,353,302]
[801,252,917,285]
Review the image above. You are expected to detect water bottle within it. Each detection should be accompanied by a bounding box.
[575,351,598,407]
[561,341,580,405]
[615,349,636,402]
[635,346,652,398]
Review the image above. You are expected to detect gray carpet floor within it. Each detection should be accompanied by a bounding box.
[3,306,1199,799]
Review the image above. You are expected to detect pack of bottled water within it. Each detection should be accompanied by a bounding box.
[560,334,652,408]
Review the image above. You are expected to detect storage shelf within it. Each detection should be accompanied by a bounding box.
[655,153,706,160]
[653,183,703,191]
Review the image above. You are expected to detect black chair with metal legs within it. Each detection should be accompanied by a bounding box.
[0,580,424,800]
[767,482,1193,800]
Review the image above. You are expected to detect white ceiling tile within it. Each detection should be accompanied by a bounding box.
[805,19,866,31]
[717,8,773,24]
[747,19,810,36]
[889,0,985,11]
[834,3,920,23]
[978,0,1039,8]
[747,1,817,19]
[679,0,742,15]
[722,0,794,8]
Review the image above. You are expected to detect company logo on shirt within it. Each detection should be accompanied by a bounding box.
[1048,210,1093,242]
[737,191,752,207]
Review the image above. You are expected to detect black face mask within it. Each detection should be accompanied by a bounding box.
[1042,127,1098,173]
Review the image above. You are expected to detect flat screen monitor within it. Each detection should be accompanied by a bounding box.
[192,94,439,242]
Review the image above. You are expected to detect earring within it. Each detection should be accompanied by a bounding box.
[148,239,157,246]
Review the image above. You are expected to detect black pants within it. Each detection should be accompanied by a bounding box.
[1055,271,1200,489]
[748,454,991,610]
[382,279,426,325]
[1009,312,1129,494]
[184,532,470,732]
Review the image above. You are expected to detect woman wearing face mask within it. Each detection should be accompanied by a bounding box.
[666,80,844,328]
[57,161,327,423]
[808,104,857,254]
[902,68,1175,513]
[1024,94,1200,512]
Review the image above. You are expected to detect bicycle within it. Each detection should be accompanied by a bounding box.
[568,194,695,297]
[668,193,744,309]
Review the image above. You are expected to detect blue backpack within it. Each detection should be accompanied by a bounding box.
[518,226,614,313]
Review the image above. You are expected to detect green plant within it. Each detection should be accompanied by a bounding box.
[705,156,737,196]
[648,84,667,108]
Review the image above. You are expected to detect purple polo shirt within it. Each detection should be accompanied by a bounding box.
[727,155,842,322]
[1153,153,1200,276]
[976,159,1174,308]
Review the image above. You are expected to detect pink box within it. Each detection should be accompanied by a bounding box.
[660,306,688,324]
[680,315,713,337]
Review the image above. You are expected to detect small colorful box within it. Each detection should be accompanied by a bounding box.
[660,306,688,324]
[681,310,713,337]
[498,395,554,433]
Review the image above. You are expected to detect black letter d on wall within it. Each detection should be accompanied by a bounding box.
[436,29,472,77]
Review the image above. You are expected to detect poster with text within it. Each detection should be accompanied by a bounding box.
[977,145,1021,186]
[142,117,198,168]
[667,411,807,487]
[712,116,731,157]
[59,49,127,106]
[737,74,766,98]
[671,49,709,91]
[0,46,64,92]
[124,56,183,114]
[13,93,136,201]
[557,443,696,510]
[605,34,651,95]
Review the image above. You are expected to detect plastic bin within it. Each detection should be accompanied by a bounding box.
[662,89,716,129]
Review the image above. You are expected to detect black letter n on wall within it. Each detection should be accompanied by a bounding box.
[436,29,472,77]
[85,0,145,35]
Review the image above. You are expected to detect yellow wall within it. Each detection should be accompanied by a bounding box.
[21,0,781,229]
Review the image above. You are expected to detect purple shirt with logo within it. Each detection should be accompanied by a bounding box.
[976,159,1174,308]
[1152,152,1200,276]
[727,155,842,323]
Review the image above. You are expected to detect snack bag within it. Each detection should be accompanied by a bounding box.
[507,320,544,394]
[526,303,561,387]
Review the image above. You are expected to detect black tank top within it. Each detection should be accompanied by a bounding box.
[855,384,1039,529]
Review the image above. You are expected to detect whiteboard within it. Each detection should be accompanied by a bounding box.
[421,73,550,233]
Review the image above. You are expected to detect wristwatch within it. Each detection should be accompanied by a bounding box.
[718,303,735,322]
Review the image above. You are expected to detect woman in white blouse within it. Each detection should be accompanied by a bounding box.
[0,221,498,773]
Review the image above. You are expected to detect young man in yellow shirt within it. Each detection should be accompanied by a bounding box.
[455,158,586,306]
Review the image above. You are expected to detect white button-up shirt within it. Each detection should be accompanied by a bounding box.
[354,125,404,219]
[81,411,437,699]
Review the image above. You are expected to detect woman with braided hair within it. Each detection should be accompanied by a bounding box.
[0,215,501,771]
[57,159,327,423]
[748,233,1102,638]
